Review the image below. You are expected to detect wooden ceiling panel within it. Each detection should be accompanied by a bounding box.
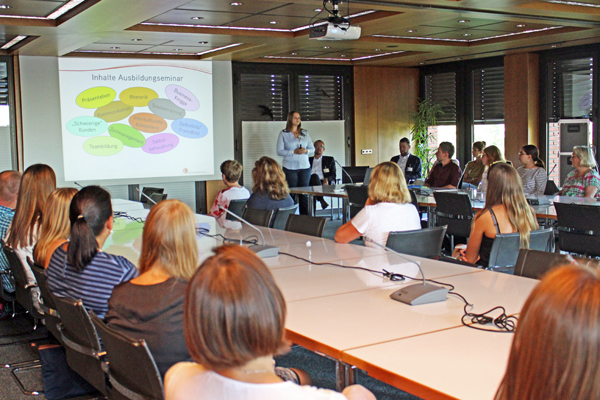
[145,9,253,26]
[0,0,65,18]
[223,14,310,28]
[262,2,375,18]
[77,43,155,52]
[176,0,292,14]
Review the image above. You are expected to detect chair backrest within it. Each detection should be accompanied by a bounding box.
[544,180,559,195]
[363,167,373,186]
[91,313,165,400]
[342,166,369,184]
[28,258,62,342]
[433,192,473,238]
[345,184,369,219]
[149,193,167,204]
[487,228,555,270]
[1,240,42,319]
[271,204,298,230]
[409,189,419,211]
[241,208,275,228]
[554,202,600,257]
[226,199,247,221]
[140,187,164,204]
[53,296,107,395]
[514,249,574,280]
[285,215,327,237]
[386,226,447,259]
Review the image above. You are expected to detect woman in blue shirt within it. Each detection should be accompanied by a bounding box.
[276,111,314,214]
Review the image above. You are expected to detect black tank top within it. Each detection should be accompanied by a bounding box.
[478,208,501,267]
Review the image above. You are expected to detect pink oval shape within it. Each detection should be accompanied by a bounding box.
[165,84,199,111]
[142,133,179,154]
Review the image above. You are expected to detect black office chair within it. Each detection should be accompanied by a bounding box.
[271,204,298,230]
[386,226,447,259]
[486,228,554,272]
[285,215,327,237]
[241,208,275,228]
[342,166,369,184]
[433,191,473,249]
[345,184,369,219]
[53,296,108,396]
[513,249,575,280]
[554,202,600,257]
[91,313,165,400]
[28,258,62,344]
[226,199,247,221]
[140,187,164,204]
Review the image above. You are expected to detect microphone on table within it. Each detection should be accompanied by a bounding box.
[135,187,157,205]
[218,205,279,258]
[365,237,448,306]
[334,159,354,185]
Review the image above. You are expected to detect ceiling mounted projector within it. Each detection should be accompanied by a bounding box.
[309,0,361,41]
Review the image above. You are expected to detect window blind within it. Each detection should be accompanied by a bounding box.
[239,74,289,121]
[298,75,344,121]
[548,57,593,122]
[473,66,504,124]
[425,72,456,124]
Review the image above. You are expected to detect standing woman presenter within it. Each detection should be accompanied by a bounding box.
[277,111,314,215]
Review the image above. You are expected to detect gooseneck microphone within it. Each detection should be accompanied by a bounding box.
[73,182,83,189]
[334,159,354,184]
[135,187,157,205]
[218,205,279,258]
[365,237,448,306]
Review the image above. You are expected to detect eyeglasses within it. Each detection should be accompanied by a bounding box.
[517,151,526,156]
[315,145,324,149]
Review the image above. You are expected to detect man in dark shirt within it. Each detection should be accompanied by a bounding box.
[309,140,336,209]
[390,137,422,182]
[425,142,462,189]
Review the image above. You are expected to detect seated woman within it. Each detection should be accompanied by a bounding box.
[495,265,600,399]
[461,141,486,189]
[5,164,56,312]
[335,162,421,248]
[165,245,375,400]
[454,163,538,267]
[33,187,78,268]
[477,145,506,194]
[105,199,195,378]
[245,156,294,212]
[46,186,138,319]
[516,144,547,196]
[559,146,600,198]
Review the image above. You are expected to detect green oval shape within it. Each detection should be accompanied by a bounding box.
[83,136,123,156]
[120,87,159,107]
[94,101,134,123]
[76,87,116,109]
[108,123,146,148]
[66,116,107,137]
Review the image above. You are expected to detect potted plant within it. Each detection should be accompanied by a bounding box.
[410,99,443,175]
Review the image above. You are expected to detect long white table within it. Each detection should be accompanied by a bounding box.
[105,200,538,400]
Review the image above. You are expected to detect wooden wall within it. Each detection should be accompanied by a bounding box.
[353,66,419,166]
[206,179,227,213]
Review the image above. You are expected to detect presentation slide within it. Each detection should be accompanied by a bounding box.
[58,58,214,182]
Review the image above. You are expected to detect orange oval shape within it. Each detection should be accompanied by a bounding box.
[128,112,168,133]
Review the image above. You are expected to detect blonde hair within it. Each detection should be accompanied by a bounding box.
[572,146,596,168]
[481,163,538,247]
[220,160,243,183]
[138,199,198,281]
[33,188,77,266]
[496,265,600,400]
[368,162,411,204]
[252,156,290,200]
[483,145,505,165]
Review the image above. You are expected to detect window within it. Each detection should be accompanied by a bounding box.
[0,59,16,171]
[239,74,289,121]
[298,75,344,121]
[473,66,505,156]
[424,72,457,166]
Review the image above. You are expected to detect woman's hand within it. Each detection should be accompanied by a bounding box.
[293,147,308,155]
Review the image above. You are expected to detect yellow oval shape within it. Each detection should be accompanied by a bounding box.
[129,113,167,133]
[76,87,116,109]
[83,136,123,156]
[119,87,159,107]
[94,101,134,123]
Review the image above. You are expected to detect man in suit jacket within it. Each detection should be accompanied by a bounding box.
[309,140,336,209]
[391,137,422,182]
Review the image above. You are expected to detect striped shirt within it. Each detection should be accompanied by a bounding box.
[559,169,600,198]
[47,245,138,318]
[517,166,548,196]
[0,205,15,292]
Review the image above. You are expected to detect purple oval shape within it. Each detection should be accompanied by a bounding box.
[171,118,208,139]
[165,84,199,111]
[142,133,179,154]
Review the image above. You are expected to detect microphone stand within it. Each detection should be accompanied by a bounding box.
[135,187,157,205]
[366,237,448,305]
[334,159,354,185]
[218,206,279,258]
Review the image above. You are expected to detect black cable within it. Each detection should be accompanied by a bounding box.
[196,228,259,245]
[113,211,144,223]
[461,304,518,333]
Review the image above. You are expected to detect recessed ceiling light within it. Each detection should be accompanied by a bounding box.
[456,57,462,60]
[323,46,330,49]
[0,5,10,9]
[374,48,381,51]
[269,20,279,24]
[340,54,346,57]
[407,29,416,33]
[199,41,208,44]
[110,46,120,49]
[314,8,322,12]
[419,62,425,65]
[291,52,298,55]
[516,24,526,28]
[131,38,142,42]
[458,19,469,23]
[173,48,182,51]
[230,2,243,5]
[463,33,472,36]
[191,16,204,20]
[551,44,558,47]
